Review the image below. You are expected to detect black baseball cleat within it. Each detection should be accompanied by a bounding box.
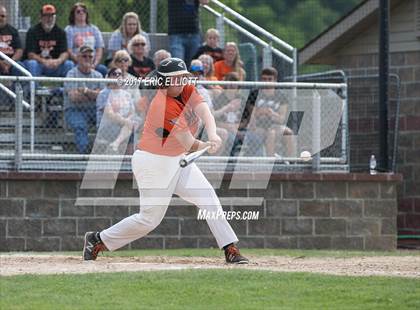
[83,231,107,261]
[224,244,249,264]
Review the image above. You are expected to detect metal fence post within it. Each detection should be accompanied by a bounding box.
[341,82,349,166]
[216,13,225,48]
[30,81,35,152]
[312,90,321,171]
[150,0,157,33]
[15,82,23,171]
[262,42,272,68]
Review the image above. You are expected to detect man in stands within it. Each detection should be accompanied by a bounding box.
[0,5,23,76]
[64,45,102,154]
[24,4,73,77]
[254,67,295,157]
[167,0,209,66]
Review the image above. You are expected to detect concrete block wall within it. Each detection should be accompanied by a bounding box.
[337,51,420,243]
[0,172,401,251]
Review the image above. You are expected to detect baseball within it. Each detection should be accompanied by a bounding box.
[300,151,312,161]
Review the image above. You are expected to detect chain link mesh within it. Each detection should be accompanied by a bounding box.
[0,1,348,172]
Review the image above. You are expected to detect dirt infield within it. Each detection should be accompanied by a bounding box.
[1,254,419,277]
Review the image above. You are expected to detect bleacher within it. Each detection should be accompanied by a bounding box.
[0,28,262,154]
[0,31,173,153]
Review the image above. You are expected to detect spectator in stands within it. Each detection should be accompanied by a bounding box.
[167,0,209,66]
[190,59,212,109]
[24,4,73,77]
[213,72,263,156]
[134,49,172,120]
[107,12,150,61]
[127,34,155,78]
[193,28,223,62]
[214,42,245,81]
[96,67,139,153]
[64,45,102,154]
[152,49,171,68]
[254,67,295,157]
[0,5,23,76]
[110,49,141,106]
[198,53,222,97]
[65,2,107,77]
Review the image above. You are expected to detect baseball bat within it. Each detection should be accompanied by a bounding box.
[179,146,211,168]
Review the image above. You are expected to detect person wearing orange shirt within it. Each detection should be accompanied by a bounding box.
[214,42,246,81]
[83,58,249,264]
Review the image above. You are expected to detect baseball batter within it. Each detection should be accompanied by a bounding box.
[83,58,248,264]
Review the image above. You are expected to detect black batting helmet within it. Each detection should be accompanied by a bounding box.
[157,57,189,77]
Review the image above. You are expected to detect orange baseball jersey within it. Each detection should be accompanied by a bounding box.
[138,84,204,156]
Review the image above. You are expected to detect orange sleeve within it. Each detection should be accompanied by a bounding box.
[214,61,224,80]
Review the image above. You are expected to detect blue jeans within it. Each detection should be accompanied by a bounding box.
[65,106,96,154]
[169,33,201,66]
[1,61,27,102]
[0,61,25,76]
[24,59,74,77]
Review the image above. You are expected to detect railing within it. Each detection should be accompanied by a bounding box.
[0,75,348,173]
[205,0,298,80]
[0,50,35,152]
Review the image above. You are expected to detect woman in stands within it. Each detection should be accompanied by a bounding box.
[198,54,222,98]
[152,49,171,68]
[65,2,107,76]
[127,34,155,78]
[214,42,246,81]
[95,67,138,153]
[110,50,141,107]
[108,12,150,61]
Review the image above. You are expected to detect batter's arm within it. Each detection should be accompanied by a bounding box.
[193,102,222,153]
[194,102,217,139]
[175,130,209,152]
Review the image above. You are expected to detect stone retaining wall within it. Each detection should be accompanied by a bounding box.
[0,172,401,251]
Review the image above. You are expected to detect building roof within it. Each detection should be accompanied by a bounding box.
[299,0,403,64]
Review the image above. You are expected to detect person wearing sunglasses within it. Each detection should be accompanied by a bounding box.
[24,4,73,78]
[64,45,102,154]
[95,67,139,153]
[110,50,141,108]
[107,12,150,62]
[0,5,23,76]
[65,2,107,77]
[127,34,155,78]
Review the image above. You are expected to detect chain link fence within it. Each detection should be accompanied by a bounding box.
[0,1,347,172]
[347,74,401,173]
[0,75,347,171]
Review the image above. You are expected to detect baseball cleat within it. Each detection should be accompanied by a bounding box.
[224,244,249,264]
[83,231,107,261]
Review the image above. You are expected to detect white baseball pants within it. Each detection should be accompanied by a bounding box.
[100,149,238,251]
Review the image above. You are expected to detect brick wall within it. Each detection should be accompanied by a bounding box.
[337,51,420,244]
[0,172,401,251]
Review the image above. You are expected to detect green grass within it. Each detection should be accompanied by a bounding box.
[3,248,420,258]
[1,270,419,310]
